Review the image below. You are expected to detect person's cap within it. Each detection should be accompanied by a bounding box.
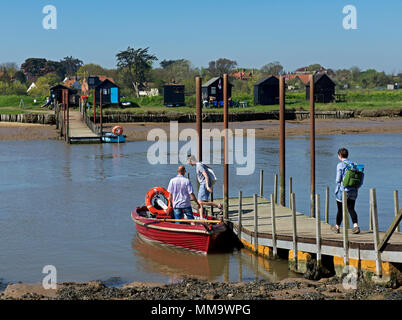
[187,154,197,163]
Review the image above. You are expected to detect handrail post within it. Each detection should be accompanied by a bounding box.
[395,190,400,232]
[260,169,264,198]
[370,188,382,277]
[274,174,278,204]
[291,192,298,270]
[325,186,329,224]
[253,194,258,254]
[270,194,277,258]
[316,194,322,267]
[289,177,293,209]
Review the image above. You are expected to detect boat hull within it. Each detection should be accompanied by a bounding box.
[131,207,227,254]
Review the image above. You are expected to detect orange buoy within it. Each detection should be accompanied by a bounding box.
[112,126,123,136]
[145,187,173,217]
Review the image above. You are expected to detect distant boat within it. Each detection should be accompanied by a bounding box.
[131,206,227,254]
[102,132,126,143]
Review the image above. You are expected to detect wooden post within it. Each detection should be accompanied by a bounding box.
[289,177,293,210]
[316,194,322,266]
[270,194,277,258]
[379,208,402,251]
[93,89,96,125]
[274,174,278,204]
[342,190,349,266]
[210,191,214,217]
[279,75,286,206]
[325,186,329,224]
[370,188,382,277]
[395,190,400,232]
[291,192,298,270]
[238,191,242,238]
[223,74,229,220]
[369,196,373,231]
[100,89,103,135]
[238,256,242,282]
[310,74,316,218]
[254,194,258,254]
[260,169,264,197]
[196,77,202,162]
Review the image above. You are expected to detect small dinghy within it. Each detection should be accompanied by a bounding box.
[102,126,126,143]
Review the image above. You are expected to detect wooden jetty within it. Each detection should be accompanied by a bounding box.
[67,111,101,144]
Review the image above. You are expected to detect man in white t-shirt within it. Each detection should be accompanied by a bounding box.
[168,165,202,219]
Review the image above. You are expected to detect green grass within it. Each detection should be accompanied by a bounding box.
[0,95,48,114]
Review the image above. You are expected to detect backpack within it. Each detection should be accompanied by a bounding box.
[342,161,364,188]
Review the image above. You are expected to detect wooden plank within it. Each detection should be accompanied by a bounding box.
[343,191,349,266]
[316,194,322,265]
[395,190,400,233]
[270,193,277,258]
[379,208,402,252]
[370,188,382,276]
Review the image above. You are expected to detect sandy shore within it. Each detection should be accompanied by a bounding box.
[0,276,401,300]
[0,117,401,141]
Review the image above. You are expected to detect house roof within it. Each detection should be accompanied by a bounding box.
[202,77,233,87]
[284,74,312,84]
[254,75,279,86]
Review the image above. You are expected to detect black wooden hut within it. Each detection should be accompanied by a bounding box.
[95,79,120,106]
[253,76,279,105]
[202,77,233,105]
[306,73,336,103]
[163,84,185,106]
[50,84,78,106]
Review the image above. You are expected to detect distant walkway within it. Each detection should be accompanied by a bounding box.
[68,111,101,144]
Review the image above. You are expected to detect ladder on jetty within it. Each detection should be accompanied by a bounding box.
[218,192,402,280]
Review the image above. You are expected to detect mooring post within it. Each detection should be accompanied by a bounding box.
[254,193,258,254]
[369,194,373,231]
[260,169,264,198]
[274,174,278,204]
[279,75,286,206]
[223,74,229,220]
[238,256,243,282]
[210,191,214,217]
[316,194,322,267]
[342,190,349,266]
[270,194,277,258]
[66,91,70,142]
[370,188,382,277]
[395,190,400,232]
[93,89,96,126]
[196,76,202,162]
[289,177,293,210]
[310,74,316,218]
[325,186,329,224]
[238,190,243,238]
[291,192,298,270]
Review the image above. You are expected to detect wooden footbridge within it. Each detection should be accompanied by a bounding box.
[207,174,402,281]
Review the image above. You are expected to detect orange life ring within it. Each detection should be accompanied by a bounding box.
[145,187,173,217]
[112,126,123,136]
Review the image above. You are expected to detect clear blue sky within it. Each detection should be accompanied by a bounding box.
[1,0,401,73]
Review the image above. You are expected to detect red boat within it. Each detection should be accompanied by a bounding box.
[131,206,228,254]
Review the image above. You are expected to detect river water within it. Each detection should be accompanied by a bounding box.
[0,133,401,285]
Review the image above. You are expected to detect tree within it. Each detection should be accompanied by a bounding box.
[116,46,157,97]
[260,61,284,75]
[207,58,237,77]
[13,71,27,84]
[306,64,323,72]
[350,66,361,82]
[60,56,83,76]
[77,64,108,78]
[21,58,48,77]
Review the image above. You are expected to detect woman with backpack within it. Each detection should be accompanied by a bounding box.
[331,148,364,234]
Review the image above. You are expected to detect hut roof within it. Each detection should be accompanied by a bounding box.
[202,77,233,88]
[305,73,335,86]
[254,75,279,86]
[95,79,119,88]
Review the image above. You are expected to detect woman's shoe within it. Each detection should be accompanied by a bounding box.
[352,226,360,234]
[331,225,340,234]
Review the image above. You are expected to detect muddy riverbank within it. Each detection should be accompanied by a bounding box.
[1,277,401,300]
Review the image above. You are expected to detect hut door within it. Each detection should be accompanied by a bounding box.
[110,88,118,103]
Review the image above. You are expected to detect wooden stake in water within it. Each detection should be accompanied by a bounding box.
[270,194,277,258]
[325,186,329,224]
[395,190,400,232]
[291,192,298,270]
[315,194,322,267]
[254,194,258,253]
[370,188,382,277]
[342,190,349,266]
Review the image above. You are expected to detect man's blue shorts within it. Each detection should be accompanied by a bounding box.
[198,183,210,202]
[173,207,194,220]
